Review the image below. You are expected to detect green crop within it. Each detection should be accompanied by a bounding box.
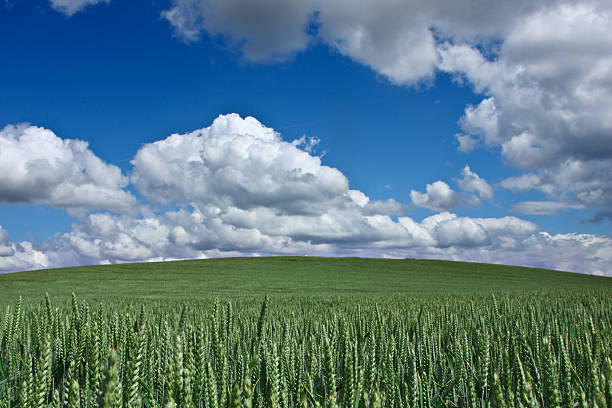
[0,291,610,407]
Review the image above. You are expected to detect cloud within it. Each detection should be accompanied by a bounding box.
[0,225,49,272]
[381,230,612,277]
[0,226,12,257]
[161,0,315,61]
[461,232,612,277]
[49,0,109,16]
[131,113,350,214]
[314,1,437,85]
[161,0,603,85]
[511,201,585,215]
[22,207,540,273]
[159,1,612,220]
[1,115,610,276]
[411,166,492,211]
[161,0,438,82]
[457,165,493,201]
[13,207,610,276]
[411,181,463,212]
[455,134,477,153]
[439,3,612,219]
[363,199,405,216]
[422,212,490,248]
[500,160,612,211]
[0,124,135,211]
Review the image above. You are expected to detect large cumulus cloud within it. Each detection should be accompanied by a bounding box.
[0,124,135,211]
[131,114,351,215]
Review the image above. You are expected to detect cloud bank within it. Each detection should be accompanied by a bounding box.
[1,114,611,276]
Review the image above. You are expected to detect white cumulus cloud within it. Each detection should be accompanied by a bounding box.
[457,165,493,201]
[131,113,351,214]
[455,134,477,153]
[0,225,49,273]
[411,181,463,212]
[0,124,135,211]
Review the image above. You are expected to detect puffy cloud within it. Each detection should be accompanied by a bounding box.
[500,173,542,192]
[363,199,405,216]
[410,166,491,211]
[500,159,612,219]
[417,212,537,248]
[37,210,612,276]
[0,124,136,211]
[424,213,490,248]
[131,114,350,214]
[439,3,612,219]
[458,232,612,277]
[457,165,493,201]
[0,225,49,273]
[411,181,462,212]
[518,232,612,277]
[455,134,477,153]
[314,1,437,85]
[49,0,109,16]
[161,0,314,61]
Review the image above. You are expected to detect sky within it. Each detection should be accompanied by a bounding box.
[1,0,611,275]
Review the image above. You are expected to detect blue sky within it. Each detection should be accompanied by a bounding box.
[1,0,611,275]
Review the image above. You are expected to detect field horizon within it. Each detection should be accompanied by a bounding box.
[1,256,609,304]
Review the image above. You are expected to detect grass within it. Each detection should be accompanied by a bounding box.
[0,256,609,304]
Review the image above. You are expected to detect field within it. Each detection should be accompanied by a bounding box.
[0,257,611,407]
[1,257,609,302]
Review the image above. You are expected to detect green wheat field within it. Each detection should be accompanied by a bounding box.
[0,257,611,407]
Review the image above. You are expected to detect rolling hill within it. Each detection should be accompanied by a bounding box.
[1,256,609,304]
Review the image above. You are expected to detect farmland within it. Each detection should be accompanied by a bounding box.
[0,257,611,407]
